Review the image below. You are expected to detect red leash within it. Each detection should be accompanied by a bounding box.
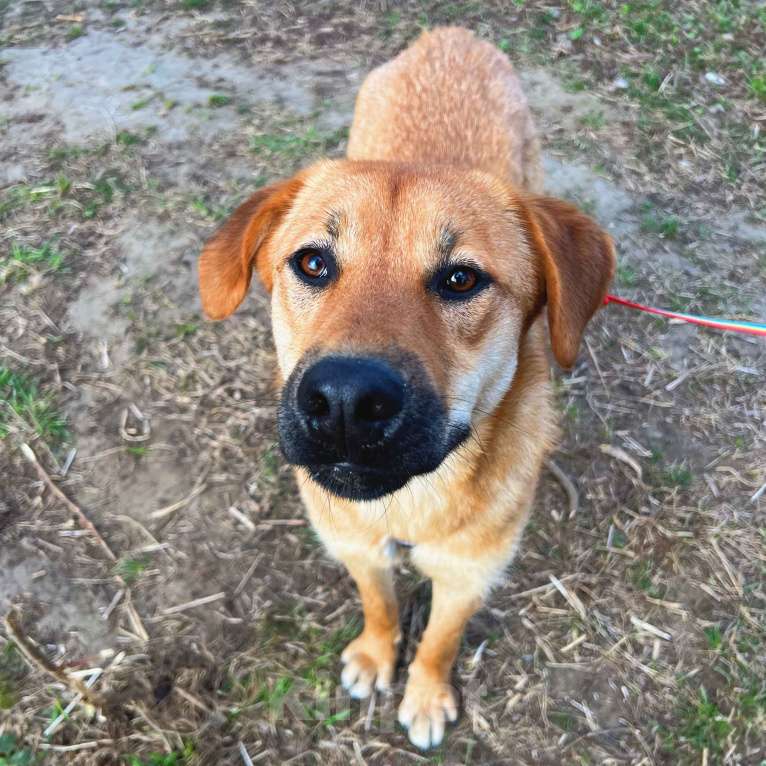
[603,294,766,338]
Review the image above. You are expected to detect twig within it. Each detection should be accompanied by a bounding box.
[239,742,255,766]
[750,480,766,504]
[43,651,126,737]
[600,444,643,480]
[162,591,226,615]
[546,459,579,518]
[38,741,114,752]
[3,610,107,708]
[630,615,672,641]
[21,443,149,641]
[228,505,256,531]
[149,479,207,520]
[549,574,587,621]
[21,443,116,562]
[585,338,608,393]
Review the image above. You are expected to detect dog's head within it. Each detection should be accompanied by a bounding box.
[199,161,615,500]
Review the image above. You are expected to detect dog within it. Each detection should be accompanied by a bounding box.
[198,27,615,750]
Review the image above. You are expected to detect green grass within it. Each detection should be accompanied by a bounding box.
[116,130,144,147]
[661,463,693,489]
[66,25,84,41]
[704,625,724,651]
[1,241,63,284]
[113,556,150,585]
[0,643,26,712]
[131,95,155,111]
[0,732,35,766]
[486,0,766,196]
[640,204,680,239]
[0,183,59,220]
[615,263,639,288]
[674,688,734,756]
[207,93,232,108]
[0,366,67,444]
[189,196,232,221]
[175,321,198,338]
[250,125,348,162]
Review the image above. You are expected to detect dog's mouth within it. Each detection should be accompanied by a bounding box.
[277,350,471,502]
[305,462,414,501]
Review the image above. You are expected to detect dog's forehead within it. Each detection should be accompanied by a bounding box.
[289,162,510,251]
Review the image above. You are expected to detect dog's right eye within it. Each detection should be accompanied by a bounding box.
[290,247,335,286]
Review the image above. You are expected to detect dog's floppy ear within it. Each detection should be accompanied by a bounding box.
[198,174,305,319]
[517,195,616,368]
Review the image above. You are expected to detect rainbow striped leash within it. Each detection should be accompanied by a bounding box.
[604,294,766,338]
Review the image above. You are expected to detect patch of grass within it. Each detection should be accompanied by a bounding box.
[0,644,26,711]
[615,263,639,287]
[1,241,63,284]
[675,688,734,756]
[113,556,150,584]
[704,625,724,650]
[189,196,231,221]
[549,710,578,732]
[130,94,155,111]
[82,170,129,219]
[640,204,680,239]
[126,445,149,457]
[0,366,67,444]
[175,322,198,338]
[66,25,84,40]
[116,130,143,147]
[180,0,209,9]
[207,93,232,108]
[256,676,294,718]
[47,145,86,165]
[0,732,35,766]
[259,444,281,481]
[250,124,348,162]
[0,182,60,220]
[662,462,693,489]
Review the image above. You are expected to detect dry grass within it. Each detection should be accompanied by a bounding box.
[1,1,764,765]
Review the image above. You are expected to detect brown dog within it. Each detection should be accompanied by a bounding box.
[199,27,615,749]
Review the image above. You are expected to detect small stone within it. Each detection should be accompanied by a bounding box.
[705,71,726,86]
[612,77,629,90]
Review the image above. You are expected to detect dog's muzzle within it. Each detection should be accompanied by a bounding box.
[277,352,468,500]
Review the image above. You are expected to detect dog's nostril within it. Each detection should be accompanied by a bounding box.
[305,391,330,417]
[355,390,402,423]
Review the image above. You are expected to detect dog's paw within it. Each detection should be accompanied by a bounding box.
[340,632,396,699]
[397,670,458,750]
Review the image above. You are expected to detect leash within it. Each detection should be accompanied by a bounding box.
[603,294,766,338]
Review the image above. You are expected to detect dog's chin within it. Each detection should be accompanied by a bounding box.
[305,463,413,501]
[300,425,471,502]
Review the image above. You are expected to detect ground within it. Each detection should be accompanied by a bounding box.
[0,1,765,765]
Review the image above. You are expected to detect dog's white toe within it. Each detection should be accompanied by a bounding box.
[398,672,458,750]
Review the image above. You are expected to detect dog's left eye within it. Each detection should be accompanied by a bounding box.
[291,247,334,285]
[432,265,488,300]
[444,268,478,293]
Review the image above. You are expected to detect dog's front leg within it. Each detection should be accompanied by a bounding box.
[337,551,401,699]
[399,546,495,750]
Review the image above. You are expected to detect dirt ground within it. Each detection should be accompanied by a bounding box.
[1,2,764,765]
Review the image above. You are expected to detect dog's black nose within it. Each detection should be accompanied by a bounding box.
[296,357,405,453]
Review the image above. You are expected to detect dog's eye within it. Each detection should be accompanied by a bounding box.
[299,250,327,278]
[444,268,478,294]
[291,247,335,286]
[432,264,489,301]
